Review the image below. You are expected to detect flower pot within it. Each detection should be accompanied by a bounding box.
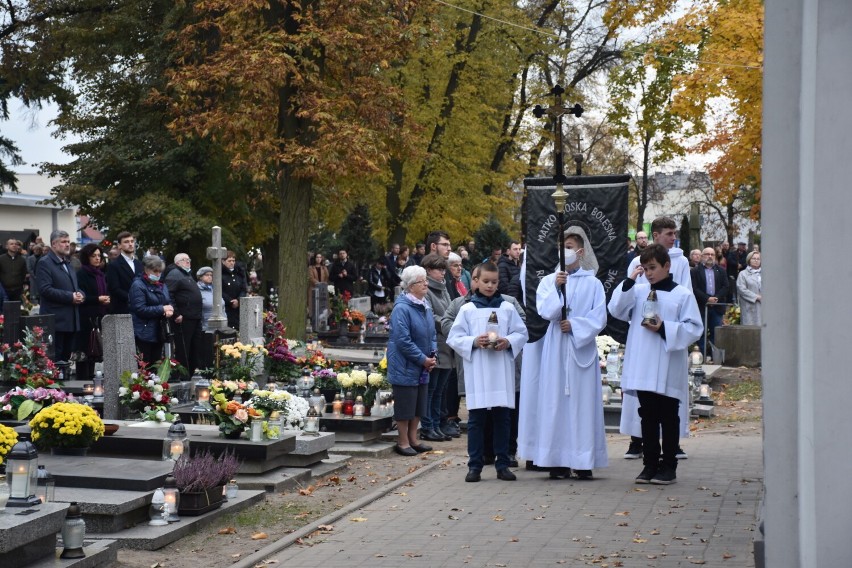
[51,446,89,457]
[177,486,225,516]
[222,429,244,440]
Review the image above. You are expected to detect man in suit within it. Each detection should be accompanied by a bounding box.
[36,230,84,362]
[329,249,358,296]
[106,231,143,314]
[690,247,730,357]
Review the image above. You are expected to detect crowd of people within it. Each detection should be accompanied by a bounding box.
[381,220,758,486]
[0,230,253,381]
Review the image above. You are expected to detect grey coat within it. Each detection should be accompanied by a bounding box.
[35,250,80,332]
[425,277,453,369]
[736,268,762,325]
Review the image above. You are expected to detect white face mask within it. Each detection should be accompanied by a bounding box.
[563,248,577,266]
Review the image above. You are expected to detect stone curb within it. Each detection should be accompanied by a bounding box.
[230,456,446,568]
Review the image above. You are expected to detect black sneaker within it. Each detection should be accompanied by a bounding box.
[549,467,571,479]
[635,465,657,484]
[676,447,688,459]
[465,469,481,482]
[433,428,453,441]
[420,429,447,442]
[574,469,593,480]
[624,440,643,459]
[650,467,677,485]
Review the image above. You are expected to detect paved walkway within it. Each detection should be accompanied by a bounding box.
[258,428,762,567]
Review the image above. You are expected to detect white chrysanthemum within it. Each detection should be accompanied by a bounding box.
[154,384,164,393]
[368,373,384,387]
[337,373,353,389]
[155,410,166,421]
[132,391,140,400]
[119,387,128,396]
[154,393,162,402]
[351,370,368,387]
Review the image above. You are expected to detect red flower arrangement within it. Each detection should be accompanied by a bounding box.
[0,327,58,387]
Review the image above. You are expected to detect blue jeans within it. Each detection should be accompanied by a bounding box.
[468,407,510,471]
[421,367,451,431]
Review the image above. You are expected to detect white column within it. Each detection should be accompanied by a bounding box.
[764,2,852,566]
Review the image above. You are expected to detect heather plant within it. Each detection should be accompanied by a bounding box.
[172,449,242,493]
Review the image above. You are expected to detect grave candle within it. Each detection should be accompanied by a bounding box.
[82,384,94,395]
[169,440,184,458]
[332,394,343,417]
[10,463,28,497]
[486,311,499,348]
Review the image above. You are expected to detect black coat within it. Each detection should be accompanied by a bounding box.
[165,267,203,320]
[35,250,80,332]
[497,255,521,295]
[690,264,730,316]
[330,260,358,295]
[106,256,143,314]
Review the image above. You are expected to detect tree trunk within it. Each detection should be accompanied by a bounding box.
[637,135,651,232]
[277,174,312,341]
[385,157,406,247]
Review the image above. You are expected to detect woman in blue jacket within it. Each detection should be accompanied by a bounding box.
[387,265,437,456]
[129,256,174,365]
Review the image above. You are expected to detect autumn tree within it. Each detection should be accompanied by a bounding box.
[663,0,764,216]
[165,0,419,338]
[607,41,691,232]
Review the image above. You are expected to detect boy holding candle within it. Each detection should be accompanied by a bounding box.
[608,244,702,485]
[447,262,528,482]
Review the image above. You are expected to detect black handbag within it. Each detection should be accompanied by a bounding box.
[159,318,175,343]
[87,321,103,360]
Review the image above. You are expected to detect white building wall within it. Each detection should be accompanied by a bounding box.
[0,173,77,240]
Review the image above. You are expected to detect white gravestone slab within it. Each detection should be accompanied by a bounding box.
[101,314,137,419]
[239,295,266,376]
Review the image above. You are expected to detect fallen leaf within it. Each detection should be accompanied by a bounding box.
[230,553,241,558]
[633,488,648,492]
[448,515,459,520]
[689,561,706,565]
[615,511,630,516]
[510,537,519,542]
[617,522,628,527]
[150,564,162,568]
[327,475,340,484]
[251,532,268,540]
[218,527,236,535]
[534,516,545,520]
[299,486,315,496]
[650,529,660,535]
[317,525,334,531]
[722,553,735,559]
[347,475,357,482]
[493,515,505,521]
[374,554,385,558]
[293,512,309,520]
[350,517,368,522]
[496,564,507,567]
[633,538,648,543]
[431,450,445,455]
[646,555,657,559]
[404,552,422,558]
[395,492,407,496]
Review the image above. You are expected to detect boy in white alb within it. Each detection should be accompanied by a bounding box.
[448,262,528,482]
[622,216,693,460]
[609,244,702,484]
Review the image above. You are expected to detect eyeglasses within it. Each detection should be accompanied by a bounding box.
[413,280,428,286]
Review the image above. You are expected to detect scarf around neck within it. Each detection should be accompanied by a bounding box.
[470,290,503,309]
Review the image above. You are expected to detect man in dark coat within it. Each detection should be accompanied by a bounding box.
[691,247,730,356]
[106,231,143,314]
[498,241,522,295]
[36,230,84,362]
[0,238,27,301]
[329,249,358,296]
[165,253,204,378]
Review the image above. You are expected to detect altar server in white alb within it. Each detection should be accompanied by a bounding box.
[609,244,702,485]
[448,262,528,483]
[518,227,608,480]
[622,216,693,461]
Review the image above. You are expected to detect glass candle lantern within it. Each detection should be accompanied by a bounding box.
[486,311,500,348]
[162,417,190,461]
[602,387,611,405]
[297,370,315,398]
[304,406,320,435]
[148,488,168,526]
[266,411,282,440]
[93,370,105,402]
[250,420,264,442]
[163,475,180,522]
[309,388,326,415]
[698,384,714,405]
[6,441,40,507]
[690,345,705,369]
[353,396,365,419]
[332,394,343,417]
[641,289,658,325]
[192,377,212,412]
[82,383,94,395]
[343,392,355,417]
[36,465,55,504]
[226,479,239,499]
[60,502,87,559]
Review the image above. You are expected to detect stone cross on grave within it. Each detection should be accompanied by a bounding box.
[206,226,228,331]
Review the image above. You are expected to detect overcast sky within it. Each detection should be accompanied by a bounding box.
[3,100,74,174]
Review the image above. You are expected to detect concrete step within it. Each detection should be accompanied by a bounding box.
[328,441,396,458]
[29,539,118,568]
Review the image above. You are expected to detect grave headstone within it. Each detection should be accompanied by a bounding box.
[206,226,228,331]
[101,314,137,419]
[239,296,266,376]
[2,301,20,345]
[20,313,55,360]
[348,295,371,314]
[311,283,329,330]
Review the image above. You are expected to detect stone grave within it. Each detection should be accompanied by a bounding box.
[101,314,137,419]
[2,300,21,345]
[239,295,266,377]
[0,502,68,568]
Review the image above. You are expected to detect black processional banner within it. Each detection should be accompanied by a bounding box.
[523,175,631,344]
